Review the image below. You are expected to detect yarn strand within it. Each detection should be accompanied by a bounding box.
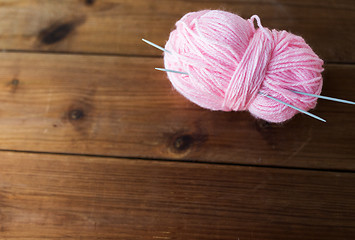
[163,10,325,122]
[144,12,349,122]
[144,37,327,122]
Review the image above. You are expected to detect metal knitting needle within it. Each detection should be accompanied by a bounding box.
[155,68,189,75]
[289,90,355,105]
[142,40,184,74]
[260,92,326,122]
[142,38,171,54]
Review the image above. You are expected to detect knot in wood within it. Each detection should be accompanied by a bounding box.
[85,0,95,5]
[69,109,84,120]
[173,135,193,152]
[11,79,19,86]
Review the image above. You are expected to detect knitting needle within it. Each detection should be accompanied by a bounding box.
[142,40,183,74]
[261,92,326,122]
[142,39,171,54]
[155,68,189,75]
[289,90,355,105]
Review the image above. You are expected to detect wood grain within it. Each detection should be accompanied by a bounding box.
[0,0,353,62]
[0,52,354,170]
[0,151,354,240]
[0,2,353,239]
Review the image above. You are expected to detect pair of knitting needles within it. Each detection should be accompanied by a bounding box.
[142,38,355,122]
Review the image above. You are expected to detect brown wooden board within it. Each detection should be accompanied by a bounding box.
[0,0,353,62]
[0,52,353,170]
[0,151,354,239]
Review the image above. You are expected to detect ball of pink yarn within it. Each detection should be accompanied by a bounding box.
[164,10,323,123]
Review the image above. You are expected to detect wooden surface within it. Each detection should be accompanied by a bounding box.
[0,0,354,239]
[0,0,353,62]
[1,151,355,240]
[0,53,354,170]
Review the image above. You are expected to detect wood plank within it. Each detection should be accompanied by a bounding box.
[0,151,354,239]
[0,52,354,170]
[0,0,353,62]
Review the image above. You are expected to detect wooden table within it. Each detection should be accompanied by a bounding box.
[0,1,354,239]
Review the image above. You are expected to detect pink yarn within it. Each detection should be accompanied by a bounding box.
[164,10,323,123]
